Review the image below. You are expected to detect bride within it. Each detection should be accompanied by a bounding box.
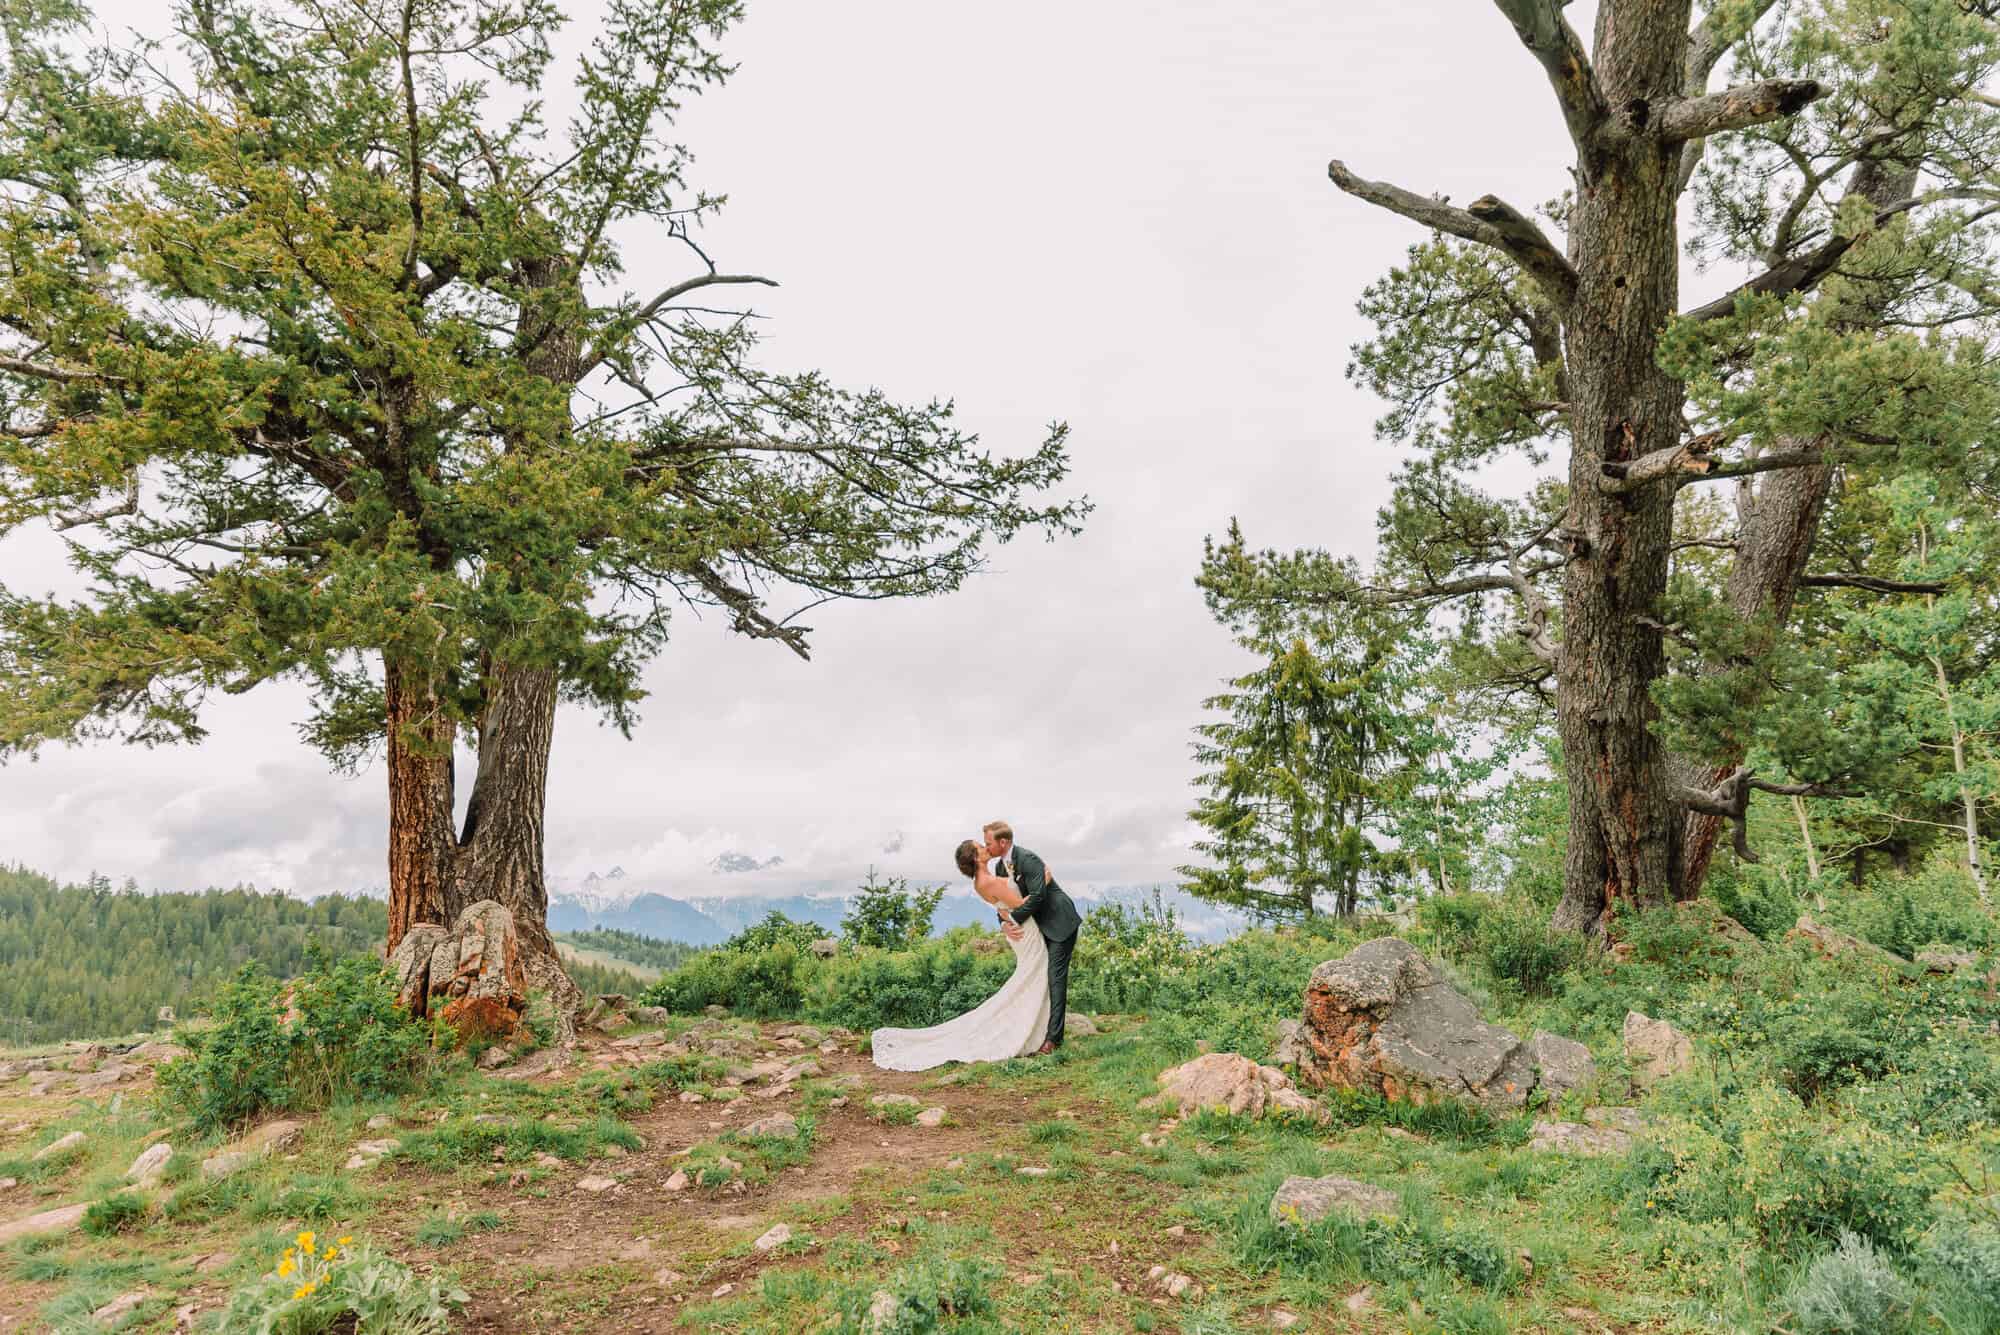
[870,840,1050,1071]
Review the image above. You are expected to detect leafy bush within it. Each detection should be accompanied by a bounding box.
[1828,857,1996,957]
[158,947,434,1133]
[1851,1033,2000,1137]
[1629,1081,1941,1255]
[641,941,812,1018]
[81,1192,148,1237]
[804,932,1015,1032]
[1069,896,1205,1013]
[840,872,945,950]
[722,911,824,955]
[1918,1223,2000,1332]
[1416,892,1494,959]
[1474,903,1582,999]
[216,1231,467,1334]
[1709,865,1803,941]
[1783,1232,1914,1335]
[836,1254,1002,1332]
[1773,1017,1895,1106]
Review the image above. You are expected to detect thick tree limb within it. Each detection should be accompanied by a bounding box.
[0,354,112,384]
[1679,195,1962,321]
[1681,767,1851,863]
[1696,449,1827,484]
[1600,430,1726,492]
[54,475,137,531]
[1798,572,1946,595]
[1327,162,1578,307]
[1490,0,1607,151]
[1660,79,1823,142]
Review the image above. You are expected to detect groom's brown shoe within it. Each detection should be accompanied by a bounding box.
[1034,1041,1056,1057]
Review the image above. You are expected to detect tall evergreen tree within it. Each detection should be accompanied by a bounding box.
[1203,0,2000,936]
[0,0,1084,1014]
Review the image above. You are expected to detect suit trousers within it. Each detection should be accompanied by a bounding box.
[1043,929,1076,1047]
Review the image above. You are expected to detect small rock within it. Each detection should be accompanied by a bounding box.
[705,1004,729,1018]
[1064,1012,1098,1037]
[613,1031,669,1049]
[714,1155,743,1177]
[867,1290,898,1328]
[478,1044,516,1070]
[1272,1310,1300,1329]
[1271,1018,1309,1067]
[653,1267,684,1286]
[1270,1174,1400,1225]
[32,1130,86,1162]
[1016,1166,1050,1177]
[0,1202,86,1245]
[1152,1052,1322,1120]
[0,1178,16,1191]
[173,1300,199,1332]
[577,1175,618,1192]
[365,1114,396,1131]
[630,1005,672,1026]
[1164,1224,1186,1238]
[1527,1030,1596,1099]
[241,1119,304,1153]
[353,1138,399,1157]
[827,1096,848,1109]
[1527,1119,1632,1156]
[679,1091,706,1104]
[945,1157,965,1170]
[742,1113,800,1139]
[1623,1012,1693,1091]
[126,1143,173,1188]
[712,1282,736,1298]
[870,1093,921,1108]
[1583,1105,1647,1134]
[1164,1274,1198,1299]
[916,1107,947,1128]
[1917,946,1979,974]
[754,1223,792,1251]
[534,1152,562,1167]
[193,1251,234,1275]
[665,1170,690,1191]
[91,1291,150,1324]
[1344,1286,1374,1314]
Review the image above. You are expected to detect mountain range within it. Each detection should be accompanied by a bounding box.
[544,867,1245,946]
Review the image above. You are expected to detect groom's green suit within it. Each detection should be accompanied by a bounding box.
[1000,845,1080,1048]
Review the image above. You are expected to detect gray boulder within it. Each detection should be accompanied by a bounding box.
[1623,1012,1693,1091]
[1270,1174,1400,1225]
[1526,1031,1596,1100]
[1293,937,1581,1110]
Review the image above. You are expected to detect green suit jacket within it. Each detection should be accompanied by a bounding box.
[1002,845,1081,942]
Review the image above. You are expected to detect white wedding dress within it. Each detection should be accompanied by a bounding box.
[870,923,1051,1071]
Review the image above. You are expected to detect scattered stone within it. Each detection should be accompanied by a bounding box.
[74,1065,136,1093]
[173,1301,200,1332]
[0,1202,87,1245]
[1917,946,1980,974]
[129,1041,189,1064]
[1163,1273,1198,1299]
[714,1155,743,1178]
[576,1175,618,1192]
[66,1043,105,1072]
[1269,1174,1400,1225]
[126,1143,173,1188]
[365,1115,396,1131]
[742,1113,800,1139]
[867,1290,898,1328]
[613,1031,669,1049]
[754,1223,792,1251]
[666,1170,691,1191]
[1164,1224,1187,1238]
[194,1251,234,1275]
[0,1178,15,1191]
[679,1091,706,1103]
[628,1005,672,1026]
[1528,1119,1632,1156]
[1271,1309,1301,1329]
[1584,1105,1646,1134]
[945,1157,965,1170]
[705,1004,729,1017]
[31,1130,85,1162]
[1016,1166,1050,1177]
[870,1093,921,1108]
[827,1096,848,1110]
[1344,1287,1375,1315]
[200,1151,252,1182]
[240,1119,304,1154]
[1151,1052,1321,1120]
[1293,937,1560,1109]
[91,1291,151,1324]
[1526,1031,1596,1099]
[916,1107,947,1128]
[1787,916,1916,975]
[713,1282,736,1298]
[1623,1012,1693,1092]
[1064,1013,1098,1038]
[653,1267,684,1286]
[478,1044,517,1070]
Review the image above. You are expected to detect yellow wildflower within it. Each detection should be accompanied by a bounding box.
[337,1235,354,1246]
[277,1258,295,1278]
[292,1283,314,1300]
[296,1230,316,1255]
[322,1246,339,1262]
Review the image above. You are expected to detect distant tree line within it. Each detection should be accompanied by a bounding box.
[0,865,654,1044]
[556,927,704,974]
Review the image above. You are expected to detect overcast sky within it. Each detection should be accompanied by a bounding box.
[3,2,1621,898]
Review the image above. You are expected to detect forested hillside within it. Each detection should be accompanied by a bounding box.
[0,866,654,1043]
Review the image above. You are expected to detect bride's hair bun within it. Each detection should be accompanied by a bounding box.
[954,840,981,878]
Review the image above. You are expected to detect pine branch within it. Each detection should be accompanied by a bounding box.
[1681,766,1853,863]
[1797,573,1947,595]
[0,355,113,384]
[689,564,812,661]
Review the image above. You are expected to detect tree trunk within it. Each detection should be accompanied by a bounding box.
[454,661,583,1028]
[384,658,456,955]
[1548,2,1695,936]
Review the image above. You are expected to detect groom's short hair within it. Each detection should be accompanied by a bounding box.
[982,820,1013,842]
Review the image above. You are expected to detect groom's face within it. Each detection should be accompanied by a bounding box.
[984,833,1009,861]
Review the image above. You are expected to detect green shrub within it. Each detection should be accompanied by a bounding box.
[1710,866,1802,941]
[1773,1019,1895,1106]
[836,1254,1001,1331]
[1783,1232,1915,1335]
[216,1233,466,1333]
[1068,896,1205,1013]
[641,942,812,1018]
[840,872,945,950]
[1829,857,1996,957]
[157,946,434,1134]
[1416,892,1494,959]
[1918,1224,2000,1333]
[804,932,1015,1032]
[81,1192,148,1237]
[721,911,823,955]
[1474,903,1582,999]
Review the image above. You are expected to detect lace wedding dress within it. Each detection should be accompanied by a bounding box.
[870,924,1050,1071]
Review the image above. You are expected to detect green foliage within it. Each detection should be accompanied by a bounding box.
[1067,895,1203,1013]
[215,1234,467,1334]
[412,1212,501,1249]
[79,1193,147,1238]
[157,947,433,1133]
[391,1114,638,1170]
[803,932,1015,1033]
[0,865,387,1044]
[839,872,945,951]
[641,938,812,1018]
[723,911,824,956]
[834,1254,1002,1333]
[1468,900,1581,999]
[1708,865,1803,942]
[1783,1232,1915,1335]
[1823,856,1995,956]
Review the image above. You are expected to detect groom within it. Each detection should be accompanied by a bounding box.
[984,820,1081,1055]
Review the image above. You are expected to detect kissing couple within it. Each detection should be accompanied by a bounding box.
[870,821,1082,1072]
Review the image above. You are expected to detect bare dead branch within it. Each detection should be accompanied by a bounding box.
[690,563,811,661]
[1682,766,1853,863]
[1600,430,1727,492]
[1660,79,1824,142]
[1490,0,1607,152]
[1327,161,1577,307]
[0,354,113,384]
